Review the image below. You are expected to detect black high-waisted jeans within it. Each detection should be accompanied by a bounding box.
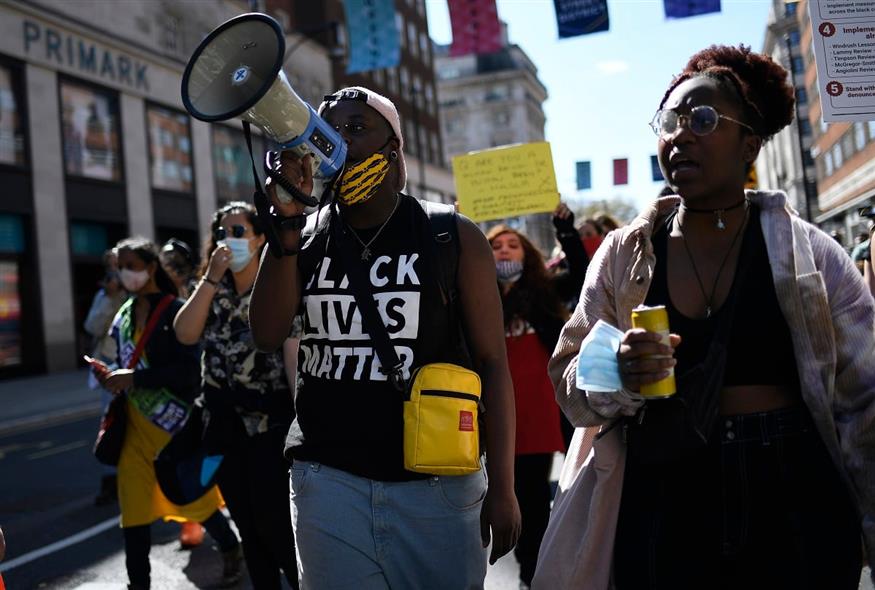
[614,405,862,590]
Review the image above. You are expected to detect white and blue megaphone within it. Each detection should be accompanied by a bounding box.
[181,13,346,202]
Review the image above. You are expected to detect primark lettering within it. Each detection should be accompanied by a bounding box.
[23,20,149,91]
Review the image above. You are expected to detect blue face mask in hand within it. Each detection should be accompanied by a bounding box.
[576,320,625,392]
[220,238,254,273]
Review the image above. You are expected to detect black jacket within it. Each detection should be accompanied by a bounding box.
[124,293,200,402]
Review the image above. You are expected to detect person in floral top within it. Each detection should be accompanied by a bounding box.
[175,201,298,589]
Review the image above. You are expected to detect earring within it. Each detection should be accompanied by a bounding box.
[389,151,398,161]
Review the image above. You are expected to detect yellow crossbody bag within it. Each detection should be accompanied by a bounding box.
[404,363,482,475]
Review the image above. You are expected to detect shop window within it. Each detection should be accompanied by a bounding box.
[70,222,109,257]
[0,65,25,166]
[147,105,193,193]
[60,80,122,181]
[212,125,264,204]
[842,132,854,159]
[855,122,867,151]
[0,260,21,368]
[795,87,807,105]
[0,215,25,370]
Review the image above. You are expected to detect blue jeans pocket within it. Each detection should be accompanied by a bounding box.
[437,471,487,511]
[290,462,310,496]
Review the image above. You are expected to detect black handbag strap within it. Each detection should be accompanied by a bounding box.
[333,199,462,392]
[333,209,407,391]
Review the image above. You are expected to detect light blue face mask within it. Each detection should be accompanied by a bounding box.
[575,320,625,392]
[220,238,254,273]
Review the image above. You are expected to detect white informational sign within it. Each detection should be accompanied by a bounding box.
[809,1,875,122]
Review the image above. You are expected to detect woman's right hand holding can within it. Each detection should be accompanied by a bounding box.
[617,328,681,393]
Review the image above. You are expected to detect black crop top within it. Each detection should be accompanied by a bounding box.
[644,207,800,389]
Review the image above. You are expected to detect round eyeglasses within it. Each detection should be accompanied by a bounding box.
[649,105,754,138]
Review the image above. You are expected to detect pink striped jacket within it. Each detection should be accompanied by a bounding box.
[534,191,875,589]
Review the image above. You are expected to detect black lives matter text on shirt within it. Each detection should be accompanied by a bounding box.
[286,195,457,481]
[299,251,422,382]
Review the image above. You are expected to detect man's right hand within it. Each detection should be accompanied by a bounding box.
[265,152,315,218]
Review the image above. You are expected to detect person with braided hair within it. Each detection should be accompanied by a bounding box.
[535,45,874,589]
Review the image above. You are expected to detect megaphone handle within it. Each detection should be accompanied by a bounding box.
[263,151,319,208]
[242,121,304,258]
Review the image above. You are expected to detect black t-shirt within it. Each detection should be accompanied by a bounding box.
[285,195,464,481]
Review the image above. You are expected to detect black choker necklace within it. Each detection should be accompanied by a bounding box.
[681,197,748,231]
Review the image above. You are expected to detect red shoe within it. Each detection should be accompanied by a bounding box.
[179,521,204,549]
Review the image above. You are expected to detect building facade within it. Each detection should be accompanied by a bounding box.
[434,35,553,253]
[0,0,333,377]
[796,0,875,244]
[285,0,455,204]
[758,0,819,221]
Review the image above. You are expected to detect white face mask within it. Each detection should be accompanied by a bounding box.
[495,260,524,283]
[120,269,150,293]
[220,238,255,273]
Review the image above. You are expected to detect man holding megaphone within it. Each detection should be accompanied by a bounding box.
[249,87,521,589]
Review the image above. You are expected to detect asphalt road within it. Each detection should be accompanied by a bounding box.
[0,415,869,589]
[0,413,522,589]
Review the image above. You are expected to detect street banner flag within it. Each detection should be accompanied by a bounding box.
[553,0,610,38]
[344,0,400,74]
[613,158,628,185]
[664,0,720,19]
[448,0,503,57]
[576,161,592,190]
[453,142,560,222]
[651,155,664,181]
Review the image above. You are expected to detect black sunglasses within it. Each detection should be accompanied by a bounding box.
[214,224,247,240]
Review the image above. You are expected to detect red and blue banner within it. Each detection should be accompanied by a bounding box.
[576,161,592,190]
[343,0,400,74]
[651,155,664,181]
[613,158,628,185]
[553,0,610,38]
[448,0,503,57]
[664,0,721,19]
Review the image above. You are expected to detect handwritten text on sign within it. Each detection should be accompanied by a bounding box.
[452,142,559,223]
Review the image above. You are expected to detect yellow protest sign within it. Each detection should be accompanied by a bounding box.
[452,142,559,223]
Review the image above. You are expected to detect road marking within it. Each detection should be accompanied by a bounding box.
[0,404,101,438]
[0,517,118,573]
[0,441,52,459]
[27,440,89,460]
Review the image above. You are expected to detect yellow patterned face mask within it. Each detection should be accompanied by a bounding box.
[336,152,390,206]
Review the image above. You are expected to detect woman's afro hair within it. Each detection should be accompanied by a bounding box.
[659,44,796,142]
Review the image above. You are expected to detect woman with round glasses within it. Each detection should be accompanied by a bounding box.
[174,201,299,589]
[536,45,874,589]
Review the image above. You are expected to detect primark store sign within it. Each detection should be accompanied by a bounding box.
[22,19,150,91]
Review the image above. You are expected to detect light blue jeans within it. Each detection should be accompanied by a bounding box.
[290,461,488,590]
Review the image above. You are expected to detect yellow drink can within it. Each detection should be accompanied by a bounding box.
[630,305,676,398]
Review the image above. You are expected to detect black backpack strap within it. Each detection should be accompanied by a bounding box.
[418,199,459,306]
